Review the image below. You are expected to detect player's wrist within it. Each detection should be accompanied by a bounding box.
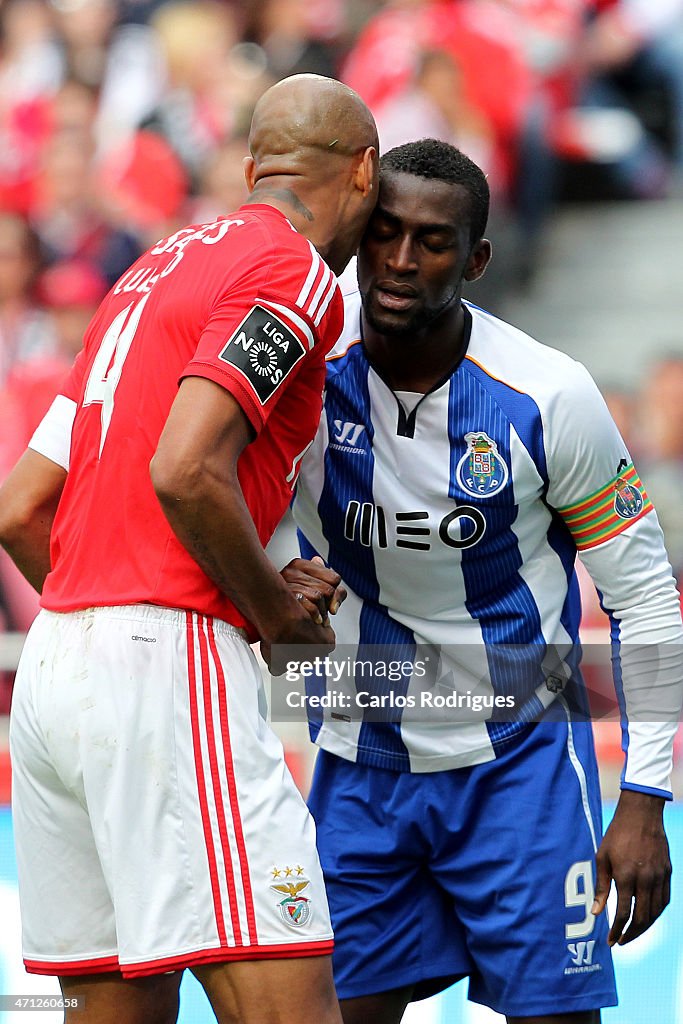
[256,591,311,646]
[616,788,666,820]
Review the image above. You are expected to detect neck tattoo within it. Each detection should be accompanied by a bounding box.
[249,188,314,221]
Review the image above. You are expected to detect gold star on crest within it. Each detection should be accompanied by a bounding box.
[271,867,282,879]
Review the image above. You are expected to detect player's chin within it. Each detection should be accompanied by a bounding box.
[365,302,421,336]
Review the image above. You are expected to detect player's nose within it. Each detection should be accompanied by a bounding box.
[386,235,417,274]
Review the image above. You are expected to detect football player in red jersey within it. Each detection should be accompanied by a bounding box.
[0,75,377,1024]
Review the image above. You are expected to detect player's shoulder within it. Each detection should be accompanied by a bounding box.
[464,301,595,403]
[325,289,364,370]
[206,206,341,328]
[174,205,327,275]
[239,205,320,262]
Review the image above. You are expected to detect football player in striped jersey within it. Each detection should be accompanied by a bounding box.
[291,139,683,1024]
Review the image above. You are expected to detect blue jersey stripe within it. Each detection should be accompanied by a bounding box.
[448,369,546,750]
[318,349,377,599]
[355,603,415,770]
[545,517,581,640]
[544,517,589,717]
[318,346,413,769]
[463,359,548,484]
[297,530,325,744]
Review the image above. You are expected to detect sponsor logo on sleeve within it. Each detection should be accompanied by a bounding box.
[218,305,306,404]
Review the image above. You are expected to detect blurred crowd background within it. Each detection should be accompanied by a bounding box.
[1,0,683,724]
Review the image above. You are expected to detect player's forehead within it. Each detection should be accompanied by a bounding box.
[376,170,471,232]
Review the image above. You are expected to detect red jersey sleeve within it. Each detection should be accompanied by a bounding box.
[181,226,343,434]
[60,347,89,403]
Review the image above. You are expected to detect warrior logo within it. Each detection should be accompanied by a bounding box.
[330,420,366,454]
[614,476,644,519]
[568,940,596,967]
[456,432,509,498]
[271,867,312,928]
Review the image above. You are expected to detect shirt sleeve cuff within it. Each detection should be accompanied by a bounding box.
[28,395,77,471]
[180,362,264,435]
[620,781,673,801]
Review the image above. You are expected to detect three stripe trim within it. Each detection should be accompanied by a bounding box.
[296,242,339,326]
[186,612,257,949]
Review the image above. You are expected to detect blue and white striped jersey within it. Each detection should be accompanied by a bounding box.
[292,293,683,796]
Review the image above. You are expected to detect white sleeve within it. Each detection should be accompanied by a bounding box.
[28,395,76,472]
[580,516,683,799]
[547,362,683,799]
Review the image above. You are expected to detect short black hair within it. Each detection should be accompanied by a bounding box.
[380,139,489,246]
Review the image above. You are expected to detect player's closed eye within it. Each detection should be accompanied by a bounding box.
[419,234,454,253]
[368,219,398,240]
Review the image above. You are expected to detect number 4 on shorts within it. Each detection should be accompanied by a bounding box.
[83,293,150,457]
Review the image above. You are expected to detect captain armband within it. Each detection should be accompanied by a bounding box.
[557,462,653,550]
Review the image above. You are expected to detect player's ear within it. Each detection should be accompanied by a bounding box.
[353,146,378,198]
[464,239,492,283]
[243,156,256,193]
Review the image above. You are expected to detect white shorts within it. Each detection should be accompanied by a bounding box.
[10,605,333,977]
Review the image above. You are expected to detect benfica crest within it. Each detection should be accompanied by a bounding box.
[271,866,312,928]
[456,432,509,498]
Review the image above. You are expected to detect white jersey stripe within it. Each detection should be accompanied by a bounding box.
[315,588,365,758]
[314,275,338,326]
[259,299,316,351]
[558,695,598,853]
[307,263,333,321]
[296,242,322,308]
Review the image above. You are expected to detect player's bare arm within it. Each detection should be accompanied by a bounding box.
[0,449,66,592]
[592,789,671,945]
[151,375,335,651]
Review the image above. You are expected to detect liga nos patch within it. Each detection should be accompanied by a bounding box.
[219,305,307,404]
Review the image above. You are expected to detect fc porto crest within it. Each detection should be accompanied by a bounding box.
[271,866,312,928]
[614,475,644,519]
[456,432,509,498]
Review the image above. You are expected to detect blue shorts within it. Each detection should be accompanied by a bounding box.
[308,714,618,1018]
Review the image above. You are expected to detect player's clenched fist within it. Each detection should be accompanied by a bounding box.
[280,555,347,627]
[260,557,347,673]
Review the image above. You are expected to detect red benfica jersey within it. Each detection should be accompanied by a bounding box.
[41,205,343,638]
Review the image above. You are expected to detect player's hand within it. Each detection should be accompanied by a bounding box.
[260,613,336,674]
[279,556,346,627]
[592,789,671,946]
[260,558,345,672]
